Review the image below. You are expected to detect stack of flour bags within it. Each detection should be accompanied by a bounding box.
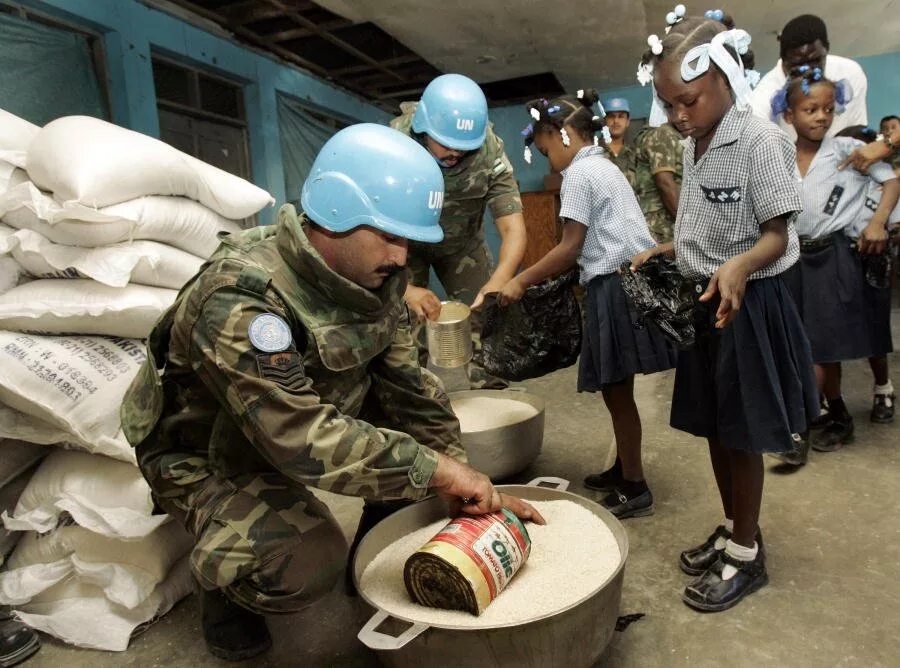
[0,108,274,651]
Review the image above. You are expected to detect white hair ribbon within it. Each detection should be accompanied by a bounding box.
[680,29,754,109]
[636,59,669,128]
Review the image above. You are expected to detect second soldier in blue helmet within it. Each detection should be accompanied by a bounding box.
[391,74,528,389]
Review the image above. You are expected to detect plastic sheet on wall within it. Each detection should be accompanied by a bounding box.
[0,13,107,125]
[276,93,341,207]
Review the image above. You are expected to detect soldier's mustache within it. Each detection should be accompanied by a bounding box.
[375,264,404,276]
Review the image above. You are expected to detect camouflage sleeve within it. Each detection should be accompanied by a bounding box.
[188,286,438,501]
[369,311,468,463]
[644,127,684,177]
[483,127,523,219]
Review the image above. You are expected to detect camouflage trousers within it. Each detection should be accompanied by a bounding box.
[145,374,459,616]
[155,469,347,615]
[644,210,675,244]
[407,236,508,389]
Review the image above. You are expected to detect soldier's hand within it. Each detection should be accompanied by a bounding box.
[405,285,442,321]
[430,454,546,525]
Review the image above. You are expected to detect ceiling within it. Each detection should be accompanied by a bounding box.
[157,0,900,110]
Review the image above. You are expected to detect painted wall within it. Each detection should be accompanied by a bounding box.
[856,52,900,125]
[16,0,389,223]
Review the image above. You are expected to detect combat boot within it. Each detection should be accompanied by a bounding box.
[0,611,39,667]
[199,586,271,661]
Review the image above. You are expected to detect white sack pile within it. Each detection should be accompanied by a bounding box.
[0,109,268,651]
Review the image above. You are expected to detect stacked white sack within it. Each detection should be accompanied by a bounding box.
[0,109,38,169]
[0,109,37,294]
[0,111,261,650]
[0,451,193,651]
[27,115,274,219]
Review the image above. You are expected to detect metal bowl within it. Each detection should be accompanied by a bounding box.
[355,479,628,668]
[448,390,545,481]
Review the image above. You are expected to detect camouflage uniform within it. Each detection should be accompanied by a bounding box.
[391,103,523,388]
[630,124,684,243]
[120,205,465,615]
[607,143,635,183]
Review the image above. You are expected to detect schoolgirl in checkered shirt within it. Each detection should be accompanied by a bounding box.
[771,71,899,452]
[499,89,677,521]
[630,13,818,612]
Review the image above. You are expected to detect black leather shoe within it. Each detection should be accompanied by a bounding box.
[679,525,731,576]
[200,587,271,661]
[601,487,654,519]
[809,411,831,430]
[345,500,412,596]
[770,435,810,467]
[682,550,768,613]
[871,393,895,424]
[0,613,40,668]
[811,416,854,452]
[583,463,623,492]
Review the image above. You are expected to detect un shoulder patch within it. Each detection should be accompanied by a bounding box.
[248,314,293,352]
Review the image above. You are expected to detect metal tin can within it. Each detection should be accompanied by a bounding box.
[425,301,473,368]
[404,509,531,615]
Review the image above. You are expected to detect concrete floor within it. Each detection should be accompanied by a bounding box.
[30,318,900,667]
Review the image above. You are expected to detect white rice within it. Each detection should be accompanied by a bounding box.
[359,500,621,628]
[450,396,539,433]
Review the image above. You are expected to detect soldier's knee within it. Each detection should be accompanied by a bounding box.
[190,485,348,615]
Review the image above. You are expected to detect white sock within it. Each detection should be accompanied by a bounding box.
[716,519,734,550]
[874,381,894,396]
[721,539,758,581]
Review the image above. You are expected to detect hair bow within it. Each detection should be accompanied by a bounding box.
[834,79,854,113]
[681,29,754,110]
[665,4,686,32]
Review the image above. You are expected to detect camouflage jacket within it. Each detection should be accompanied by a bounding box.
[631,124,684,242]
[391,102,522,254]
[121,205,465,503]
[607,142,635,183]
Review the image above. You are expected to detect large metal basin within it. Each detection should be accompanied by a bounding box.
[448,390,545,481]
[355,479,628,668]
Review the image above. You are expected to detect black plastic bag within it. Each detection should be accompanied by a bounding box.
[477,271,582,381]
[620,256,695,348]
[860,251,892,289]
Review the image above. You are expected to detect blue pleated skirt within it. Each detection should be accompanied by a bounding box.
[670,275,819,453]
[578,271,678,392]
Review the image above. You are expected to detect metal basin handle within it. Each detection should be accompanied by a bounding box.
[358,610,430,650]
[527,476,570,491]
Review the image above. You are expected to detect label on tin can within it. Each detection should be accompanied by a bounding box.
[405,509,531,614]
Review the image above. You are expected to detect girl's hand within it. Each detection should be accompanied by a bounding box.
[700,256,750,329]
[858,220,889,255]
[629,242,674,272]
[498,277,527,306]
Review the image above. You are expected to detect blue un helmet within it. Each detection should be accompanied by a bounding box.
[412,74,488,151]
[301,124,444,243]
